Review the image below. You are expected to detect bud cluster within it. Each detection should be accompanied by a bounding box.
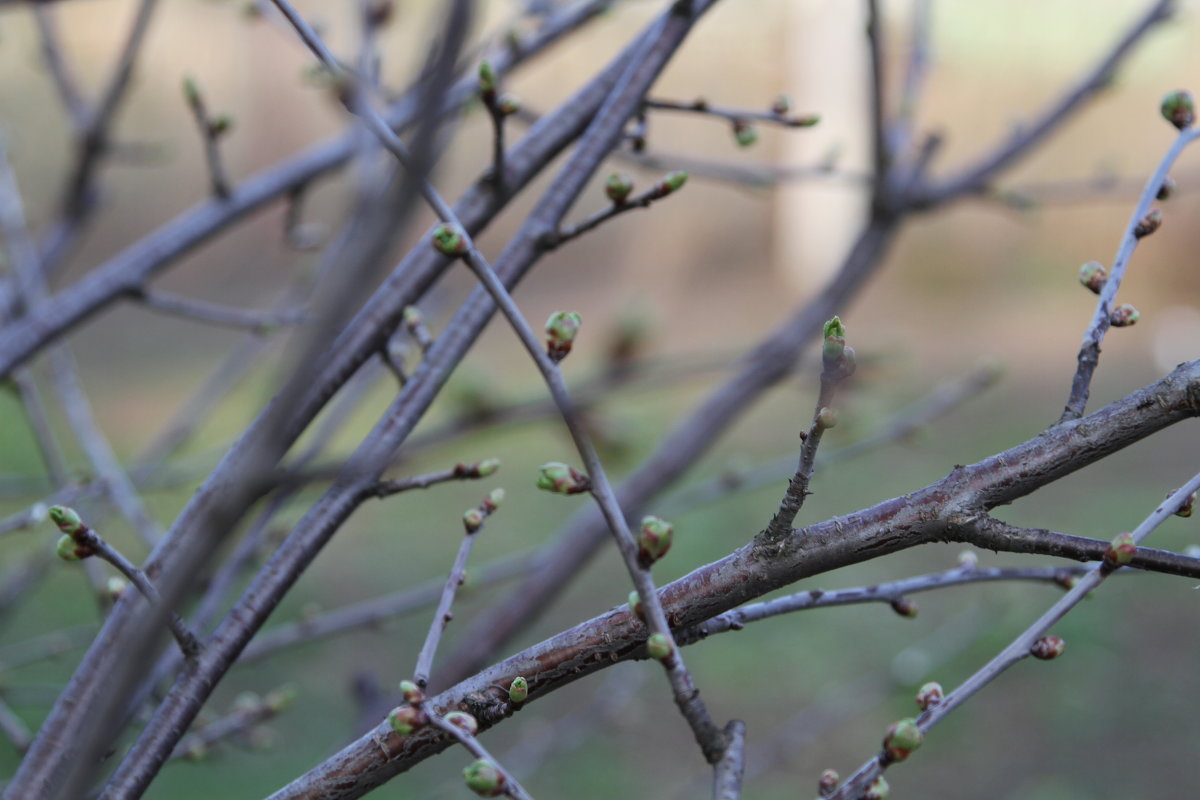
[49,506,97,562]
[462,488,504,534]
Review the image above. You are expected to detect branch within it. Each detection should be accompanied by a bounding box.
[132,287,306,332]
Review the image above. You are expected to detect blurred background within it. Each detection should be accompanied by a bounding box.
[1,1,1199,798]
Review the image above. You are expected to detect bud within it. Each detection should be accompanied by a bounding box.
[476,457,501,477]
[1078,261,1107,294]
[1133,208,1162,239]
[463,759,506,797]
[1030,635,1066,660]
[496,94,520,116]
[463,508,485,533]
[431,224,467,257]
[535,462,590,495]
[388,704,425,735]
[1109,304,1139,328]
[915,681,943,710]
[1168,487,1196,518]
[182,76,202,107]
[398,679,424,705]
[508,676,528,704]
[1157,177,1176,200]
[883,717,923,762]
[483,488,504,513]
[55,534,91,562]
[771,94,792,115]
[637,515,674,565]
[648,170,688,199]
[605,173,634,204]
[795,114,821,127]
[106,576,128,601]
[822,316,846,364]
[265,684,299,712]
[890,597,918,618]
[207,114,233,137]
[48,505,84,536]
[544,311,582,363]
[1104,532,1137,568]
[365,0,394,28]
[733,120,758,148]
[402,305,423,329]
[1054,571,1080,590]
[1160,90,1195,129]
[864,776,890,800]
[816,407,838,429]
[817,768,839,797]
[646,632,674,662]
[628,590,644,620]
[444,710,479,736]
[477,61,497,98]
[956,550,979,570]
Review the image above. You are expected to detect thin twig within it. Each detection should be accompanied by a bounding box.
[827,469,1200,800]
[9,370,70,487]
[711,719,746,800]
[423,709,538,800]
[0,693,32,754]
[33,4,87,129]
[132,287,306,332]
[167,685,294,762]
[181,76,233,199]
[1059,125,1200,421]
[543,171,688,248]
[644,97,819,127]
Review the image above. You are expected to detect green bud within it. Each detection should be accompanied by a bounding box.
[627,590,643,619]
[890,596,918,618]
[818,768,839,796]
[402,305,423,329]
[476,458,501,477]
[48,505,84,535]
[56,534,80,562]
[1078,261,1107,294]
[1133,208,1162,239]
[431,224,467,257]
[398,680,424,705]
[463,508,485,533]
[182,76,201,107]
[816,407,838,429]
[208,114,233,137]
[106,576,128,601]
[795,114,821,127]
[545,311,582,363]
[646,632,674,662]
[265,684,299,712]
[1160,89,1195,130]
[822,315,846,341]
[1168,487,1196,518]
[605,173,634,204]
[771,94,792,115]
[478,61,496,97]
[648,170,688,200]
[388,704,424,735]
[883,717,923,762]
[1104,532,1137,567]
[463,759,506,797]
[1030,635,1066,660]
[864,776,890,800]
[956,550,979,570]
[444,710,479,736]
[496,94,520,116]
[508,676,528,704]
[1054,571,1080,590]
[915,682,943,711]
[1109,304,1139,328]
[733,121,758,148]
[483,488,505,513]
[536,462,590,495]
[637,515,674,565]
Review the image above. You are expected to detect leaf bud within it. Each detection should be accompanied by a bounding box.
[544,311,582,363]
[646,632,674,662]
[732,120,758,148]
[1157,176,1176,200]
[106,576,128,601]
[915,681,943,710]
[1133,208,1162,239]
[956,550,979,570]
[648,170,688,199]
[477,61,497,98]
[182,76,202,107]
[864,776,890,800]
[444,710,479,736]
[398,679,424,705]
[1160,89,1195,129]
[1078,261,1107,294]
[56,534,80,562]
[637,515,674,565]
[208,114,233,137]
[890,596,918,618]
[817,768,839,797]
[771,94,792,115]
[463,508,485,533]
[882,717,923,762]
[463,759,506,797]
[431,224,467,257]
[508,676,528,705]
[48,505,84,536]
[496,94,520,116]
[1104,531,1137,568]
[1168,487,1196,517]
[816,407,838,429]
[483,488,504,513]
[476,457,501,477]
[605,173,634,204]
[1030,635,1066,660]
[535,461,590,495]
[388,704,425,735]
[1109,304,1139,327]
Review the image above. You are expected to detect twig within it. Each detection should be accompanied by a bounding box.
[131,286,306,332]
[33,4,87,129]
[892,0,932,159]
[711,720,746,800]
[542,170,689,248]
[1059,124,1200,421]
[643,97,819,127]
[167,685,295,762]
[865,0,890,179]
[0,625,98,671]
[9,370,70,487]
[369,462,499,500]
[0,693,32,754]
[826,469,1200,800]
[412,490,501,689]
[423,709,538,800]
[50,508,200,659]
[181,76,234,199]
